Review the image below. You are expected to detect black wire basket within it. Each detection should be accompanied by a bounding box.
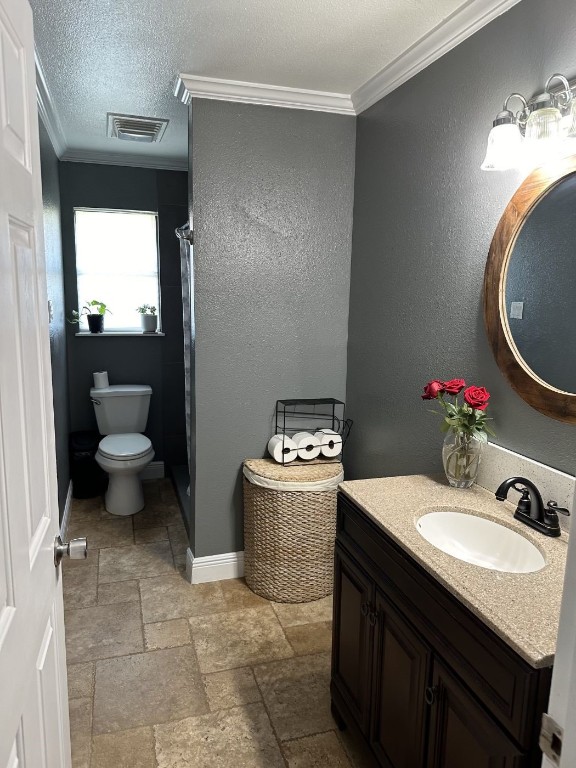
[271,398,352,465]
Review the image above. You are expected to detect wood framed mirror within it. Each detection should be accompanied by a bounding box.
[484,154,576,423]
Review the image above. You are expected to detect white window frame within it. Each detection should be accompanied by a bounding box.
[73,207,161,335]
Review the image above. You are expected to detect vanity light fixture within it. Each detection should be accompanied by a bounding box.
[481,74,576,172]
[480,93,526,171]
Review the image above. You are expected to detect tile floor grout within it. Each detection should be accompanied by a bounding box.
[64,479,369,768]
[245,668,290,768]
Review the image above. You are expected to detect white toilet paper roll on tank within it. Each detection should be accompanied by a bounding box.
[267,434,298,464]
[93,371,109,389]
[292,431,322,461]
[314,428,343,458]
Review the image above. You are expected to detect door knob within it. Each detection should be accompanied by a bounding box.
[54,535,88,567]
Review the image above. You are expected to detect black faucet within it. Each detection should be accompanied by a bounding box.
[495,477,570,537]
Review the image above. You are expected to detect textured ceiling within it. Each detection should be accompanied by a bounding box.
[30,0,466,167]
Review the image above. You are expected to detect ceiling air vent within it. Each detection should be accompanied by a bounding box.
[106,113,169,144]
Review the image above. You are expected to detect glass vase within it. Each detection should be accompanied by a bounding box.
[442,432,484,489]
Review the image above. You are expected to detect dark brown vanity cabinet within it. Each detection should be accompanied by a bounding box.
[331,494,552,768]
[427,662,523,767]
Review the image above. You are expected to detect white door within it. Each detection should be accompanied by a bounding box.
[543,482,576,767]
[0,0,71,765]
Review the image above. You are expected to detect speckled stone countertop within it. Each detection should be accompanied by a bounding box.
[339,474,569,669]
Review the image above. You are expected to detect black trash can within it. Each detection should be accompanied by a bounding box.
[69,431,107,499]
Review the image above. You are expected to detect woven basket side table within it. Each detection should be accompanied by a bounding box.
[243,458,341,603]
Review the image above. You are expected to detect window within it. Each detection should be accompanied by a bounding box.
[74,208,160,332]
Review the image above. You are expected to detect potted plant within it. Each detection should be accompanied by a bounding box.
[136,304,158,333]
[68,300,111,333]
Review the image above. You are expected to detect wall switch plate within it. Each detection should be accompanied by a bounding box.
[47,299,54,324]
[510,301,524,319]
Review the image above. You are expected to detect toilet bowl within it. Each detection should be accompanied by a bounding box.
[95,433,154,516]
[90,384,154,516]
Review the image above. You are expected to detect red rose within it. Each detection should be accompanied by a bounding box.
[463,385,490,411]
[421,380,445,400]
[443,378,466,395]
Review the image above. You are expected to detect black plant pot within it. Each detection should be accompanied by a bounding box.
[87,314,104,333]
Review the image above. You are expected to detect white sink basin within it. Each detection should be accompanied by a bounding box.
[416,511,546,573]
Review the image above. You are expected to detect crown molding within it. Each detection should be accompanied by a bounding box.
[35,47,66,156]
[351,0,523,114]
[60,148,188,171]
[175,74,355,115]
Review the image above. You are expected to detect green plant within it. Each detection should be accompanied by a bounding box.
[67,300,110,324]
[136,304,157,315]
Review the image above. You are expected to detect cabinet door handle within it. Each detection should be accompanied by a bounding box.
[368,610,378,627]
[425,686,438,706]
[361,602,370,617]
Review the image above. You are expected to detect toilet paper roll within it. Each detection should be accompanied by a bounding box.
[314,428,343,458]
[93,371,109,389]
[267,434,298,464]
[292,431,322,461]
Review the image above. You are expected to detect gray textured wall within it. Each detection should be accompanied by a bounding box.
[59,163,187,466]
[39,120,69,516]
[506,172,576,393]
[191,99,356,557]
[346,0,576,480]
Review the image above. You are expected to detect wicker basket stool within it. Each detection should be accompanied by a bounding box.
[243,458,343,603]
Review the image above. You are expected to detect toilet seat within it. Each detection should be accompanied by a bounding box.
[98,433,152,461]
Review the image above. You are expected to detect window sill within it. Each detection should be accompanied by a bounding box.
[75,332,165,337]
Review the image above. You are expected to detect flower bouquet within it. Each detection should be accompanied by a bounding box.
[422,378,494,488]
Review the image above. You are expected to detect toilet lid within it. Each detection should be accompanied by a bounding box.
[99,433,152,460]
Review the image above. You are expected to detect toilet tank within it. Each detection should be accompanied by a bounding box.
[90,385,152,434]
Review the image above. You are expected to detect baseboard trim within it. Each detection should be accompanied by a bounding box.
[186,548,245,584]
[141,461,165,481]
[60,481,73,539]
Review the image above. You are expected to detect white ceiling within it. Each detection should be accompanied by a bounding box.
[30,0,520,169]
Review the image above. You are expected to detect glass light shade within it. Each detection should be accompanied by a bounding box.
[525,106,562,142]
[523,106,563,170]
[560,99,576,137]
[480,123,523,171]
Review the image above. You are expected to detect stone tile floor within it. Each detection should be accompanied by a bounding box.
[63,478,372,768]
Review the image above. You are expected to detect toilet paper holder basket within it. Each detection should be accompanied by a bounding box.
[273,398,352,465]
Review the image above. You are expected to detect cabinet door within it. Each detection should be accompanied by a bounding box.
[332,544,373,733]
[427,661,525,768]
[370,589,430,768]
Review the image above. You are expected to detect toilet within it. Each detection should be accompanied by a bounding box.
[91,384,154,516]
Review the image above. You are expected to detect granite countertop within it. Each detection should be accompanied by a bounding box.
[339,474,569,669]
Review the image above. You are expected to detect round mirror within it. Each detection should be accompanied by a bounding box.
[484,155,576,423]
[505,172,576,392]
